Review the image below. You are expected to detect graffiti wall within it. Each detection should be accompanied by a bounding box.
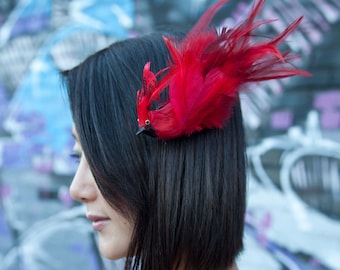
[0,0,339,269]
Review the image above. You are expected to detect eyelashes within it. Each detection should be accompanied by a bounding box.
[70,151,82,163]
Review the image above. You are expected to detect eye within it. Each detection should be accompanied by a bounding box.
[70,151,82,163]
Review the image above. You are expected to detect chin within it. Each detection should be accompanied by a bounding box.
[98,236,129,260]
[99,246,127,260]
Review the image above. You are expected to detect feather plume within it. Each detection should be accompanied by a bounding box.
[136,0,311,140]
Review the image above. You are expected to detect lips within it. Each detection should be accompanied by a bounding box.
[87,214,111,231]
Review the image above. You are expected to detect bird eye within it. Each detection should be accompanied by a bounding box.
[145,119,150,125]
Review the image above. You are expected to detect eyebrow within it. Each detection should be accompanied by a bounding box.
[72,132,78,141]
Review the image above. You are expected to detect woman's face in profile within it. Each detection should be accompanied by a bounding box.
[69,125,134,260]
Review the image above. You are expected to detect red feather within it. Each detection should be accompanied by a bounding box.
[136,0,311,140]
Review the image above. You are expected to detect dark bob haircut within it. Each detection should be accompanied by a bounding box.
[62,32,247,270]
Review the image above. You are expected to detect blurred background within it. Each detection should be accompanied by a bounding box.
[0,0,339,269]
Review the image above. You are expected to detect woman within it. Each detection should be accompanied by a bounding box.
[62,0,309,269]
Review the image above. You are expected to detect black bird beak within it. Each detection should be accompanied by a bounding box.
[136,127,145,135]
[136,126,156,137]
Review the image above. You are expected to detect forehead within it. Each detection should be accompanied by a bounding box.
[72,123,79,140]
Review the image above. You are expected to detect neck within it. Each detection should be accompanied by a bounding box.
[230,262,238,270]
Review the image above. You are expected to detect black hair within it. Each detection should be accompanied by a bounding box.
[62,32,246,270]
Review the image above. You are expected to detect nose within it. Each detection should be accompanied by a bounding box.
[69,157,97,203]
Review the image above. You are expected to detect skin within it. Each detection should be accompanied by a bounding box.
[70,126,239,269]
[69,125,133,260]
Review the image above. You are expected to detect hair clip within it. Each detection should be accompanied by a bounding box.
[136,0,311,140]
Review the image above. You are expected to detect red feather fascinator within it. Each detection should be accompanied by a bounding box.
[136,0,311,140]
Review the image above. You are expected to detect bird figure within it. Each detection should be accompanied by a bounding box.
[136,0,311,140]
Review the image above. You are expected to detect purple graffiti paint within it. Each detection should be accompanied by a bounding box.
[0,183,11,199]
[10,13,49,38]
[2,142,31,168]
[270,110,294,130]
[314,90,340,129]
[314,90,340,109]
